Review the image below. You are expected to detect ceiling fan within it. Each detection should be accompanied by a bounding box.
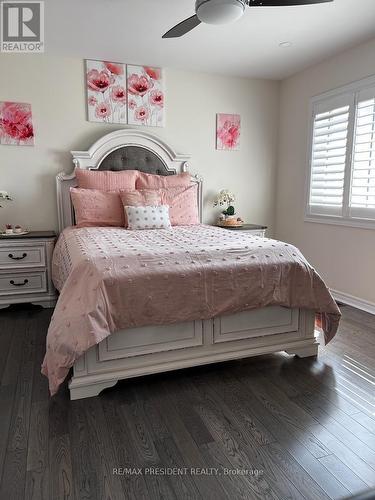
[162,0,333,38]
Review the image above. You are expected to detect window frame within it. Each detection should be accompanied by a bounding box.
[305,74,375,230]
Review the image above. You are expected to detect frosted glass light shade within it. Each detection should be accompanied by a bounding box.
[196,0,245,25]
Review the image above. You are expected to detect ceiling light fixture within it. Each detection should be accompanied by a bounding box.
[196,0,245,25]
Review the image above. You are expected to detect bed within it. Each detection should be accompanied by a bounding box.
[43,129,341,400]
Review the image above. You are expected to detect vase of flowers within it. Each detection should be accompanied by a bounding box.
[213,189,244,227]
[0,191,12,208]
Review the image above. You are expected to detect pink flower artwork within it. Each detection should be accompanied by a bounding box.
[150,90,164,108]
[128,74,153,97]
[104,62,124,76]
[88,95,98,106]
[86,59,127,124]
[144,67,162,81]
[128,98,137,110]
[127,65,164,128]
[216,113,241,151]
[111,85,127,103]
[134,106,150,122]
[95,101,111,119]
[0,101,35,146]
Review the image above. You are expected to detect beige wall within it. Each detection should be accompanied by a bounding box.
[276,37,375,305]
[0,54,279,233]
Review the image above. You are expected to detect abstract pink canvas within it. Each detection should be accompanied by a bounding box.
[86,59,127,124]
[127,65,165,127]
[216,113,241,151]
[0,102,34,146]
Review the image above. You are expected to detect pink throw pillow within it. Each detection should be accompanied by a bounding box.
[70,188,124,228]
[120,189,162,207]
[75,168,138,191]
[161,184,199,226]
[136,171,191,189]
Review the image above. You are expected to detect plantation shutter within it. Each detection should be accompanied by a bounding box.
[308,95,353,217]
[349,86,375,219]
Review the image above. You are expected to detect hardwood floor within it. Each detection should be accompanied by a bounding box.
[0,303,374,500]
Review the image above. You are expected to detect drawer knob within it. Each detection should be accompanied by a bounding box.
[8,253,27,260]
[9,279,29,287]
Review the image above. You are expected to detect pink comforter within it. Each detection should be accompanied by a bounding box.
[42,225,340,395]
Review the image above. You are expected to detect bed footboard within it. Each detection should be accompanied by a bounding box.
[69,307,317,400]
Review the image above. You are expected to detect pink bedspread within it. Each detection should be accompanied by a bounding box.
[42,225,340,395]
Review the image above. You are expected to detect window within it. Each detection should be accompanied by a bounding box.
[306,75,375,228]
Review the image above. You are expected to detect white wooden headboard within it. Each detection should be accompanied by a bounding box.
[56,129,203,232]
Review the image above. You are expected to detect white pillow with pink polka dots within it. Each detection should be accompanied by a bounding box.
[124,205,172,230]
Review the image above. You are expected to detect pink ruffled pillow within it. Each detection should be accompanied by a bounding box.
[70,188,124,228]
[120,189,163,227]
[75,168,138,191]
[136,171,191,189]
[161,184,199,226]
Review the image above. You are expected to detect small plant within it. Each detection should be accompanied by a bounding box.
[213,189,236,216]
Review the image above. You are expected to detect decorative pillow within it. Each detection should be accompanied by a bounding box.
[75,168,138,191]
[120,189,163,227]
[160,184,199,226]
[70,188,124,228]
[120,189,162,207]
[125,205,171,230]
[136,171,191,189]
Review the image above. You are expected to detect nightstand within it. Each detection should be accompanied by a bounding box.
[0,231,57,309]
[218,224,268,237]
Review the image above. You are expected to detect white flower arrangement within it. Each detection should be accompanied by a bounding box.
[213,189,236,216]
[213,189,235,207]
[0,191,12,207]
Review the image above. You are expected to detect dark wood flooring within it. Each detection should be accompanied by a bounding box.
[0,304,374,500]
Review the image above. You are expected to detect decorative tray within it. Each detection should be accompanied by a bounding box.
[0,230,30,236]
[217,222,244,228]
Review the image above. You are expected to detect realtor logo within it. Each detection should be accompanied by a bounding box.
[1,1,44,52]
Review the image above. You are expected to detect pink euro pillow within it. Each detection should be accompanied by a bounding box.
[160,184,199,226]
[75,168,138,191]
[70,188,124,228]
[120,189,162,207]
[136,171,191,189]
[120,189,163,227]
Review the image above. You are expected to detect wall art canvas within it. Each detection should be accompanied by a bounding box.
[86,59,127,124]
[216,113,241,151]
[0,101,34,146]
[127,65,165,127]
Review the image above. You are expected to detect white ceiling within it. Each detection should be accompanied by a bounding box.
[46,0,375,80]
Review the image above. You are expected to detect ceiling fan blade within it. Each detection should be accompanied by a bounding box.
[162,15,201,38]
[247,0,333,5]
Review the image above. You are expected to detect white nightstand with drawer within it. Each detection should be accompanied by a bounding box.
[0,231,57,309]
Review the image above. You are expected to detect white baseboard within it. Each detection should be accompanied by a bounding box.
[331,289,375,315]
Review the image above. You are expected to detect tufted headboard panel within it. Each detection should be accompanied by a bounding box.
[98,146,175,175]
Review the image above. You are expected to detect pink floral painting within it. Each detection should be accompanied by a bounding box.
[0,102,34,146]
[86,59,127,124]
[216,113,241,151]
[127,65,164,127]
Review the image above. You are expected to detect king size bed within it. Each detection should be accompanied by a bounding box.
[42,129,341,400]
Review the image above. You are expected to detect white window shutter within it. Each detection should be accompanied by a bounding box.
[308,95,352,217]
[349,85,375,220]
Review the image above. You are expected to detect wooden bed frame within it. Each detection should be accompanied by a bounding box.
[56,129,318,400]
